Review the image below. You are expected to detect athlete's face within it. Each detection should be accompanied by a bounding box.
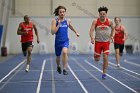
[58,9,66,19]
[99,11,107,20]
[115,18,120,25]
[24,15,30,23]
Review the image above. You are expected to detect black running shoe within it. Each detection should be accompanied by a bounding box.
[23,51,27,57]
[63,69,68,75]
[57,66,61,74]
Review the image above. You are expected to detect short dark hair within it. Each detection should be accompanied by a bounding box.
[53,6,66,16]
[98,6,108,13]
[24,15,29,20]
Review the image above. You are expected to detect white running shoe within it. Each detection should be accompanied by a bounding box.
[117,64,120,67]
[25,64,30,72]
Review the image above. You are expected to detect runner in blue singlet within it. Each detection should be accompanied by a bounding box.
[51,6,79,75]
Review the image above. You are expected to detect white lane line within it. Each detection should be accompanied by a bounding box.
[36,60,46,93]
[68,65,89,93]
[109,65,140,80]
[85,60,138,93]
[0,61,25,91]
[50,57,55,93]
[0,59,26,83]
[108,63,140,80]
[109,61,140,76]
[72,58,114,93]
[124,59,140,67]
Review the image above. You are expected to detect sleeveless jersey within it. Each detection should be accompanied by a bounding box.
[95,18,111,42]
[114,25,124,44]
[20,22,33,43]
[55,18,69,42]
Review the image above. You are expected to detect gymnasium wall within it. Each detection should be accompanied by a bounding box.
[6,17,140,54]
[14,0,140,17]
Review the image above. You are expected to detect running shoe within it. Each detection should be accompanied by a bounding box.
[23,51,27,57]
[25,64,30,72]
[117,64,120,68]
[63,69,68,75]
[102,74,106,79]
[57,66,61,74]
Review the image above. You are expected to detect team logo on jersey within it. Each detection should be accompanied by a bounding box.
[60,24,68,27]
[98,25,109,30]
[24,28,32,31]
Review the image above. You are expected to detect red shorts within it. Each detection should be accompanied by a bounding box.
[94,41,110,58]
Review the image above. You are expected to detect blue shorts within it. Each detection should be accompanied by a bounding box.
[55,40,69,56]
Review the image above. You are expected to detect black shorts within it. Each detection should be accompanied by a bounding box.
[21,41,33,52]
[114,43,124,54]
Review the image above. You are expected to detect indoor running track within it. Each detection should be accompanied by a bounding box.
[0,53,140,93]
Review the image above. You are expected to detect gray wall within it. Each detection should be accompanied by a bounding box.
[6,17,140,54]
[14,0,140,17]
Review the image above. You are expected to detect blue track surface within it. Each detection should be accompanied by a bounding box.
[0,53,140,93]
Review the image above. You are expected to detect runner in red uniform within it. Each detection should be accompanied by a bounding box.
[17,15,40,72]
[89,6,115,79]
[114,17,128,67]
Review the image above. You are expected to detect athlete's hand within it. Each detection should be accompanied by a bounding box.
[37,39,40,44]
[110,36,114,43]
[91,38,95,44]
[58,19,62,25]
[76,33,80,37]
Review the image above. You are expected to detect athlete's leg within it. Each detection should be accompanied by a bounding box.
[25,46,32,72]
[21,43,27,57]
[114,43,120,67]
[56,56,61,74]
[115,48,120,66]
[119,44,124,56]
[103,54,108,74]
[27,46,32,65]
[94,42,101,62]
[102,42,110,79]
[55,44,62,74]
[62,47,68,70]
[56,56,61,67]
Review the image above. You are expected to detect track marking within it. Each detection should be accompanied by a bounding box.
[124,59,140,67]
[72,58,114,93]
[50,57,55,93]
[0,61,24,91]
[84,60,139,93]
[108,63,140,80]
[0,59,26,83]
[36,59,46,93]
[68,65,89,93]
[109,61,140,76]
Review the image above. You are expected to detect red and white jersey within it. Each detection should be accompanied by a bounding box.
[114,25,124,44]
[20,22,33,43]
[95,18,111,42]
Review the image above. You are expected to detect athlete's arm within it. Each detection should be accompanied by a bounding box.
[122,25,128,41]
[89,20,96,44]
[68,19,79,37]
[17,23,28,35]
[33,23,40,43]
[109,20,115,42]
[51,19,60,35]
